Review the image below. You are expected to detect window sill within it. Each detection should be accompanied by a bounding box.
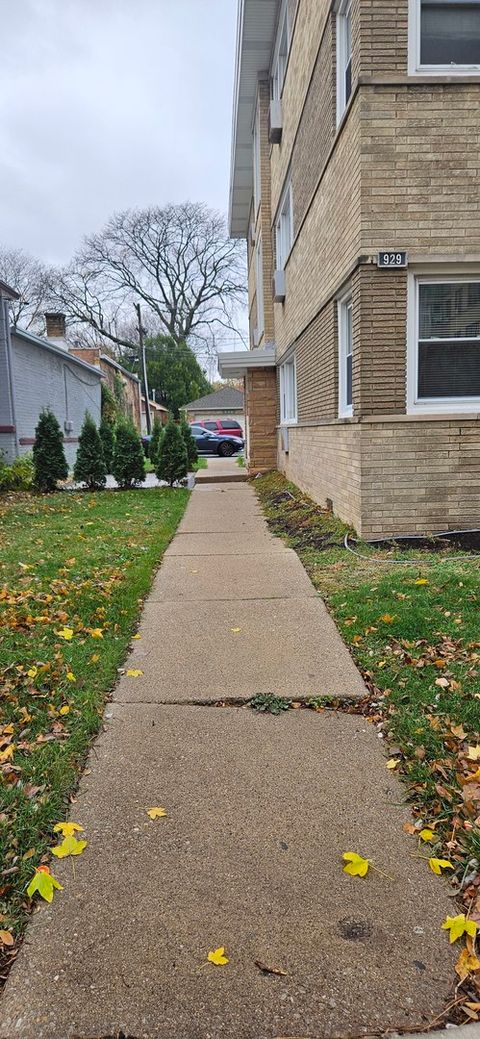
[279,420,298,428]
[408,403,480,416]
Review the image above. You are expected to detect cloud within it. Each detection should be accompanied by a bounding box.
[0,0,237,263]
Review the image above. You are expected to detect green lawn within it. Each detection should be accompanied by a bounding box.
[255,474,480,898]
[0,488,188,951]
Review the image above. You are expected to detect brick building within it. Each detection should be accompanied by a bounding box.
[219,0,480,538]
[41,315,143,434]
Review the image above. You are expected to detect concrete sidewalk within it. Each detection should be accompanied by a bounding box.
[0,468,456,1039]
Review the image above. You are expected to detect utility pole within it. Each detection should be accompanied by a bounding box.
[135,302,151,434]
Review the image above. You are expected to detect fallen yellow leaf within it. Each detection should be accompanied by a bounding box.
[66,672,76,682]
[386,759,398,770]
[53,821,84,838]
[207,946,229,965]
[0,930,14,946]
[26,866,63,903]
[90,653,100,664]
[126,669,144,677]
[56,627,74,641]
[380,614,395,623]
[51,835,88,858]
[456,947,480,980]
[342,851,370,877]
[230,628,242,634]
[429,858,454,875]
[419,828,435,843]
[0,745,14,763]
[27,667,38,679]
[132,634,141,640]
[442,914,478,943]
[59,705,70,715]
[89,628,103,639]
[414,578,429,586]
[468,745,480,762]
[147,807,167,819]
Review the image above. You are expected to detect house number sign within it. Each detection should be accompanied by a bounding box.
[378,251,408,268]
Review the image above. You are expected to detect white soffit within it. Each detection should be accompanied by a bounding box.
[229,0,280,239]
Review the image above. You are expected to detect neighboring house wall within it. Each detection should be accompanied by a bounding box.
[233,0,480,536]
[5,333,101,467]
[69,348,142,431]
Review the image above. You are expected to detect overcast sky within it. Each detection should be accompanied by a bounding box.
[0,0,237,265]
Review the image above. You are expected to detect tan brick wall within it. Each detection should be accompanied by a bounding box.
[353,265,407,416]
[275,108,362,359]
[271,0,331,216]
[360,83,480,254]
[295,299,338,422]
[246,367,277,472]
[290,11,336,233]
[358,0,408,76]
[359,417,480,538]
[278,423,362,531]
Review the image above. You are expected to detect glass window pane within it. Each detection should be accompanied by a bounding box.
[346,353,353,406]
[418,340,480,396]
[205,422,217,430]
[419,282,480,338]
[421,2,480,65]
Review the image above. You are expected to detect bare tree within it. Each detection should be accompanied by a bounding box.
[50,202,247,354]
[0,247,50,332]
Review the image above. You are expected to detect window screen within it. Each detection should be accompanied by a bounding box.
[418,281,480,398]
[420,1,480,65]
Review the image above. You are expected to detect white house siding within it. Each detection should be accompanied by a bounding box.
[0,300,16,462]
[9,334,102,468]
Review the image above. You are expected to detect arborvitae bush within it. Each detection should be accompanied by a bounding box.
[180,418,198,469]
[111,419,146,489]
[99,417,115,473]
[33,409,69,492]
[155,418,188,487]
[149,416,164,465]
[74,413,107,490]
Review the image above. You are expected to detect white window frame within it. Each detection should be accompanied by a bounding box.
[271,0,291,101]
[408,0,480,76]
[338,289,353,418]
[407,269,480,413]
[280,355,297,425]
[275,177,294,271]
[253,104,261,215]
[255,234,264,337]
[336,0,353,124]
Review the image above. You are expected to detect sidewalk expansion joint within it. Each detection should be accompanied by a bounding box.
[114,693,364,709]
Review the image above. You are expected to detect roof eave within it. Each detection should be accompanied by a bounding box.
[229,0,280,238]
[217,345,276,379]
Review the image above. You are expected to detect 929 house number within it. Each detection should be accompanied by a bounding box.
[378,251,408,268]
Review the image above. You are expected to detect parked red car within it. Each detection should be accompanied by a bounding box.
[190,418,244,438]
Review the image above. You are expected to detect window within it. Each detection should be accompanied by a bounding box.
[253,105,261,213]
[336,0,352,123]
[205,421,218,430]
[409,0,480,73]
[408,275,480,410]
[272,1,290,100]
[255,235,264,336]
[338,293,353,417]
[280,357,297,424]
[275,179,293,271]
[220,420,241,430]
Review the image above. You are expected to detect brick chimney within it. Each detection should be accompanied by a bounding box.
[45,312,66,342]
